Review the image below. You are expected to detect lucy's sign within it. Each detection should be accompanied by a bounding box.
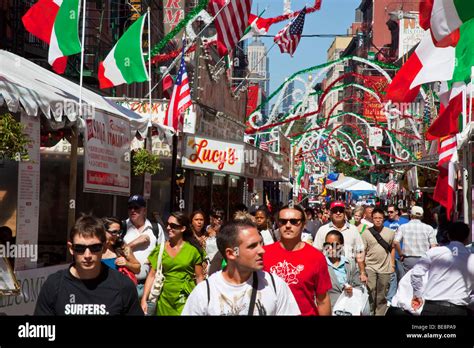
[182,136,245,175]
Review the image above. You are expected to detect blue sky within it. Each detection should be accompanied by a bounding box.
[252,0,361,93]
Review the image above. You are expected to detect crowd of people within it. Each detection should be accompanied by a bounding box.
[34,194,474,316]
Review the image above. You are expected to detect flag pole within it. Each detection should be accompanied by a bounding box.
[68,0,87,241]
[147,7,152,127]
[145,1,233,98]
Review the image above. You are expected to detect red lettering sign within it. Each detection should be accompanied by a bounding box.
[188,139,238,171]
[165,0,181,8]
[165,9,183,24]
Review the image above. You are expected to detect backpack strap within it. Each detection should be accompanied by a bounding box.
[267,272,276,294]
[205,278,210,305]
[151,222,160,243]
[248,272,258,316]
[368,227,392,254]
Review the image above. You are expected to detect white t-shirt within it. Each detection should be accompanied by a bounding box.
[260,229,276,246]
[181,270,300,316]
[124,219,158,281]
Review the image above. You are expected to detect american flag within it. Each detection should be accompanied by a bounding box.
[274,7,306,56]
[385,180,397,194]
[164,42,192,133]
[208,0,252,57]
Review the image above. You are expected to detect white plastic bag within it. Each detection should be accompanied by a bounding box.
[332,286,370,316]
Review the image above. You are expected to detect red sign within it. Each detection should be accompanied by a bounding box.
[363,76,388,123]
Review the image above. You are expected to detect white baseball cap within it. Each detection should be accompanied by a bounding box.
[410,206,424,217]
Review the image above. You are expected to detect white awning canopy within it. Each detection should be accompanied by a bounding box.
[326,177,358,190]
[0,50,151,136]
[341,180,377,192]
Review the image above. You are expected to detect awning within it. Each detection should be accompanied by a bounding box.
[0,50,149,136]
[342,180,377,193]
[326,176,358,190]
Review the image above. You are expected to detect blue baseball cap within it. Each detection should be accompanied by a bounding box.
[128,194,146,208]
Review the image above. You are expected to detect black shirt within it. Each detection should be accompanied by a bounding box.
[34,264,143,316]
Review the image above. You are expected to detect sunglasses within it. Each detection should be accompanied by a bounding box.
[278,218,302,226]
[331,207,345,214]
[128,205,143,210]
[212,215,223,220]
[107,229,121,235]
[388,211,395,213]
[72,243,103,254]
[167,222,183,230]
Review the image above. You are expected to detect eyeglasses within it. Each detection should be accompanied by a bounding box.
[107,229,121,235]
[278,218,302,226]
[331,207,345,214]
[72,243,103,254]
[167,222,183,230]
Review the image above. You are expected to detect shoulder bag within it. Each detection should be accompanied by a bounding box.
[368,227,392,254]
[146,241,166,315]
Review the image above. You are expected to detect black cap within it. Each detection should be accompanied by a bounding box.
[128,195,146,208]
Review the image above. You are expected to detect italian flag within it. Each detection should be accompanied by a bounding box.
[427,20,474,139]
[22,0,81,74]
[98,14,148,89]
[240,11,272,41]
[420,0,474,47]
[385,30,455,103]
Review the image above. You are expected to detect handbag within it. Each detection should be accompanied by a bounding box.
[332,286,370,316]
[146,241,165,315]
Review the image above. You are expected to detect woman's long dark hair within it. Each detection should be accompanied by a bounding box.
[170,211,204,256]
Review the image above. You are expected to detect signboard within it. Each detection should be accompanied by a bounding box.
[0,264,67,315]
[369,127,383,147]
[84,112,131,196]
[16,114,40,271]
[183,135,245,175]
[164,0,184,43]
[363,76,388,123]
[399,14,424,59]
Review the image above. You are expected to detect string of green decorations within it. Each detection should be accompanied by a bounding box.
[146,0,209,61]
[250,56,398,117]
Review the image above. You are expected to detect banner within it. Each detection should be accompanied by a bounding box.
[398,13,424,59]
[368,127,383,147]
[363,76,388,123]
[15,114,40,271]
[84,112,131,196]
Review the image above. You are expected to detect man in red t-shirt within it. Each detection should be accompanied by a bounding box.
[263,204,332,316]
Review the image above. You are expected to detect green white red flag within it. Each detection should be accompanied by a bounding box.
[98,14,149,89]
[419,0,474,47]
[22,0,81,74]
[385,30,455,103]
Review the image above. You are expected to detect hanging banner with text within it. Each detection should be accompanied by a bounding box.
[84,112,131,196]
[15,114,40,271]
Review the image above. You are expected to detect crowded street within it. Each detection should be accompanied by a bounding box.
[0,0,473,345]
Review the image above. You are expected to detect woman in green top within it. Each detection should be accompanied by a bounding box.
[141,211,205,316]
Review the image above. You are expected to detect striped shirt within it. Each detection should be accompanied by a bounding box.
[394,219,437,257]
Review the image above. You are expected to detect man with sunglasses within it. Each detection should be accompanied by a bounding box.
[384,205,408,232]
[263,205,332,316]
[123,195,163,299]
[313,201,368,285]
[34,215,143,315]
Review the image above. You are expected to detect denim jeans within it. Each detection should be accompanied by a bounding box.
[386,272,397,302]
